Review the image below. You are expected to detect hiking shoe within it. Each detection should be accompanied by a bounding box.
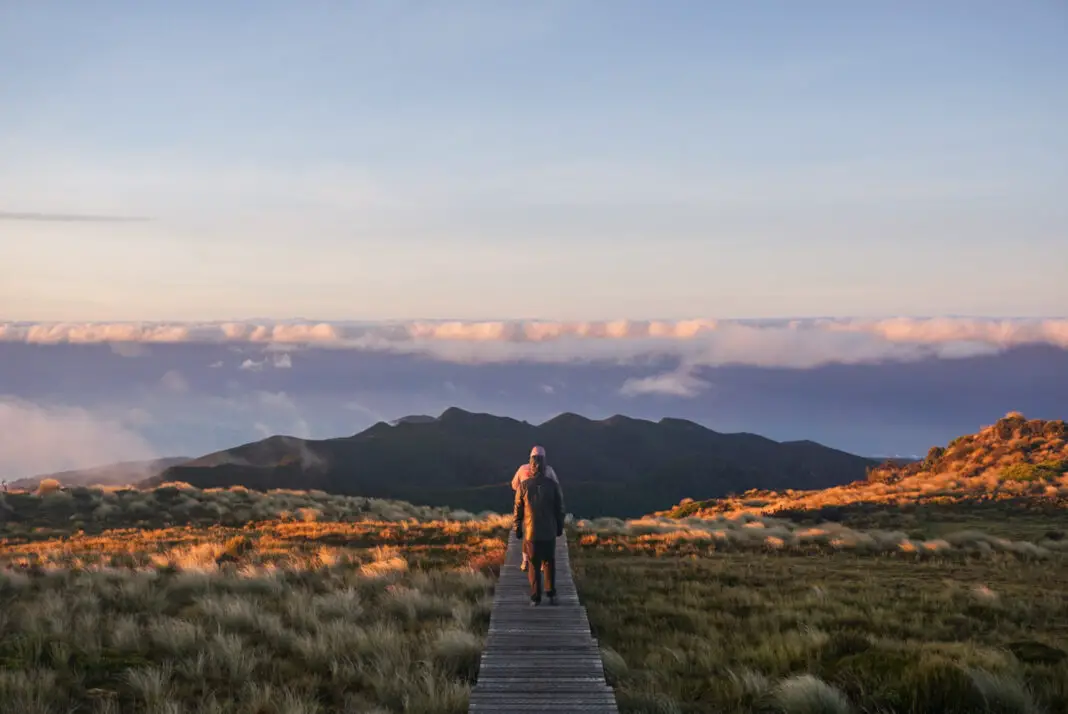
[529,598,540,607]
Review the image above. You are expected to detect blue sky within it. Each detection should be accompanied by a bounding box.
[1,1,1066,321]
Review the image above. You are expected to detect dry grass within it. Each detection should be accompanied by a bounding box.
[0,489,509,713]
[0,482,506,543]
[576,513,1067,561]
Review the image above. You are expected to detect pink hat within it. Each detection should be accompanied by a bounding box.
[530,445,545,457]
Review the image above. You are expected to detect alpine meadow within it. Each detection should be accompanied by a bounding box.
[3,2,1067,713]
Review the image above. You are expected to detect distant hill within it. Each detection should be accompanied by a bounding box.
[147,408,878,517]
[664,412,1068,519]
[12,457,191,490]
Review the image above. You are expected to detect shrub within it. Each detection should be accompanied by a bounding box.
[433,629,482,680]
[924,446,946,469]
[770,674,853,714]
[1001,463,1059,483]
[35,479,62,496]
[600,646,629,685]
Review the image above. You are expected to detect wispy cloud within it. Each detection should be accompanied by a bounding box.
[238,353,293,371]
[110,342,148,358]
[255,391,311,439]
[620,368,711,398]
[239,358,264,372]
[0,211,150,222]
[1,317,1066,369]
[159,370,189,394]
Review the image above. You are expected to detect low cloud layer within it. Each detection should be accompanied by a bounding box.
[1,317,1066,369]
[0,338,1065,475]
[0,397,156,480]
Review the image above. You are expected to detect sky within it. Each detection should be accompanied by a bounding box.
[1,3,1066,478]
[2,0,1066,321]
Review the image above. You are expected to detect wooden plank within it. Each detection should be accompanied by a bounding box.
[468,531,619,714]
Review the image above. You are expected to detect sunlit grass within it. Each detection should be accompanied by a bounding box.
[0,488,508,713]
[0,481,510,543]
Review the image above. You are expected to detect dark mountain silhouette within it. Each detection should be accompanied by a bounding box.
[147,408,879,517]
[13,457,191,490]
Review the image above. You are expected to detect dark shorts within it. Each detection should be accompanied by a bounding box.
[523,538,555,562]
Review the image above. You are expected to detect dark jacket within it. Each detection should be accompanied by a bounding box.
[513,473,565,542]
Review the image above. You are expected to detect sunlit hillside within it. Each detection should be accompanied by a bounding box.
[663,413,1068,524]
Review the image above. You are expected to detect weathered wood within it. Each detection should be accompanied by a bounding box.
[468,532,619,713]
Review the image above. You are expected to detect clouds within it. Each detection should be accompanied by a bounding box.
[254,391,310,439]
[159,370,189,394]
[0,397,156,479]
[239,353,293,371]
[0,338,1066,475]
[1,317,1066,369]
[620,368,711,398]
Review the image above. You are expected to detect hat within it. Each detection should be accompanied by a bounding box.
[530,445,546,458]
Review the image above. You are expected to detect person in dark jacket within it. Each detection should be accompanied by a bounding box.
[513,446,565,606]
[512,445,561,572]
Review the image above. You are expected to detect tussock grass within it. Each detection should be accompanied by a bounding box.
[0,505,507,713]
[0,482,511,542]
[576,514,1065,561]
[572,531,1068,713]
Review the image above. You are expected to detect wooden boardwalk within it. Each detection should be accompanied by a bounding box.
[468,532,619,713]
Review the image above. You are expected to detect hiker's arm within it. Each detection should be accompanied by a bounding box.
[511,466,524,491]
[513,483,524,537]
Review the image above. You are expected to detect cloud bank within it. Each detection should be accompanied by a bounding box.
[2,317,1067,369]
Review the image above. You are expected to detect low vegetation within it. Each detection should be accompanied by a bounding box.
[575,513,1067,560]
[0,486,508,713]
[574,513,1068,712]
[582,414,1068,712]
[0,481,495,542]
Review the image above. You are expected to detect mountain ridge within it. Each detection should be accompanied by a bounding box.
[145,407,878,517]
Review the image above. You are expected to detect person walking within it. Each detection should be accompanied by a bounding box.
[513,445,565,606]
[511,446,560,572]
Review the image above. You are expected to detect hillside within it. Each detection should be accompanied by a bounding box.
[148,408,878,518]
[666,412,1068,521]
[10,456,191,490]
